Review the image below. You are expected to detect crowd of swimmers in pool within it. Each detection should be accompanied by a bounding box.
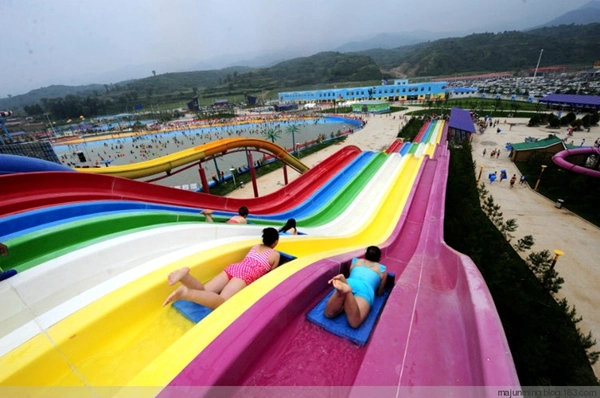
[162,206,386,328]
[57,117,331,167]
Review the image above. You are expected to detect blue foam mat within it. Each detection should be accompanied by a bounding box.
[172,300,212,323]
[306,273,395,346]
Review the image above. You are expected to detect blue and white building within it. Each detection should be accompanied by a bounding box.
[278,79,448,104]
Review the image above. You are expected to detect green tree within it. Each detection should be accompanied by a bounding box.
[264,126,281,143]
[527,250,564,295]
[152,70,156,77]
[514,235,535,253]
[285,124,301,155]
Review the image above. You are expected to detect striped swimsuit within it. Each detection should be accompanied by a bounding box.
[224,245,274,285]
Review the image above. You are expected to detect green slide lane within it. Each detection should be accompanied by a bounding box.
[1,212,203,272]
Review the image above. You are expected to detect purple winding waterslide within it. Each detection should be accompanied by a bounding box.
[552,147,600,179]
[159,140,518,396]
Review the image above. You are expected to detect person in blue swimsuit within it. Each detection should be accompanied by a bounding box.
[324,246,387,328]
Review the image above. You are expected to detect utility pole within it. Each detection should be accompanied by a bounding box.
[533,49,544,79]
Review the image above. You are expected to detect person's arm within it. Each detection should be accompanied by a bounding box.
[200,209,214,223]
[0,243,8,257]
[269,251,281,270]
[376,268,388,296]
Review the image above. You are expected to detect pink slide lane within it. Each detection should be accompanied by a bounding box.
[552,147,600,179]
[351,144,519,397]
[159,144,518,397]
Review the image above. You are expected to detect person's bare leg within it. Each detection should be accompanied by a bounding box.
[203,271,230,293]
[344,295,371,329]
[167,267,204,290]
[201,209,214,223]
[162,287,225,309]
[163,271,229,307]
[325,274,351,318]
[218,278,247,300]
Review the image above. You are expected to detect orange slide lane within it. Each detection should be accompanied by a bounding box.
[76,137,310,179]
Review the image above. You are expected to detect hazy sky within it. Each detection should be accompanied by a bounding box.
[0,0,591,98]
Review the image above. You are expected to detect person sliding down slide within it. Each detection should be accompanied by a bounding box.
[163,228,280,309]
[324,246,387,328]
[201,206,249,224]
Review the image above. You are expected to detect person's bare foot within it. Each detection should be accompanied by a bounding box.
[329,274,351,294]
[200,209,213,215]
[163,285,188,306]
[167,267,190,286]
[331,279,352,294]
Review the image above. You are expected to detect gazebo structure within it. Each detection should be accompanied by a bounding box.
[447,108,476,141]
[509,135,577,163]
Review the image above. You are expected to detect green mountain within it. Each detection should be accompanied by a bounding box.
[0,66,253,112]
[358,23,600,76]
[217,51,383,90]
[3,23,599,117]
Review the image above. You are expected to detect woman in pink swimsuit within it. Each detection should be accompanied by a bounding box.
[162,228,280,309]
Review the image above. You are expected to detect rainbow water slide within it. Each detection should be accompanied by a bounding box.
[158,121,517,394]
[0,150,380,273]
[0,121,518,394]
[76,137,310,179]
[0,145,404,359]
[0,151,405,369]
[552,146,600,178]
[0,151,421,392]
[0,145,359,216]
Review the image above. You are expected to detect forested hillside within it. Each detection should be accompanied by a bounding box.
[3,23,599,118]
[359,24,600,76]
[201,52,385,98]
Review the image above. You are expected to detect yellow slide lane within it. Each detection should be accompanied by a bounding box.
[76,137,309,179]
[1,148,430,393]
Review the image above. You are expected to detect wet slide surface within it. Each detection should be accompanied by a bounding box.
[0,120,519,394]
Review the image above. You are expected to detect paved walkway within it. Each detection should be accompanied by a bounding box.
[228,109,600,376]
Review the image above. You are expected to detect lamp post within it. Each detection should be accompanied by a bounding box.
[533,49,544,79]
[550,249,564,271]
[229,168,237,188]
[477,165,484,184]
[533,164,547,191]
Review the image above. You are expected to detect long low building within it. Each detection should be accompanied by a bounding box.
[278,79,447,104]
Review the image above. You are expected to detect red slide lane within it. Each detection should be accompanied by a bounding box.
[385,139,403,154]
[0,146,361,217]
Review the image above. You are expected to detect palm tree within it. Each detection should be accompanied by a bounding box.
[264,127,280,143]
[285,124,300,155]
